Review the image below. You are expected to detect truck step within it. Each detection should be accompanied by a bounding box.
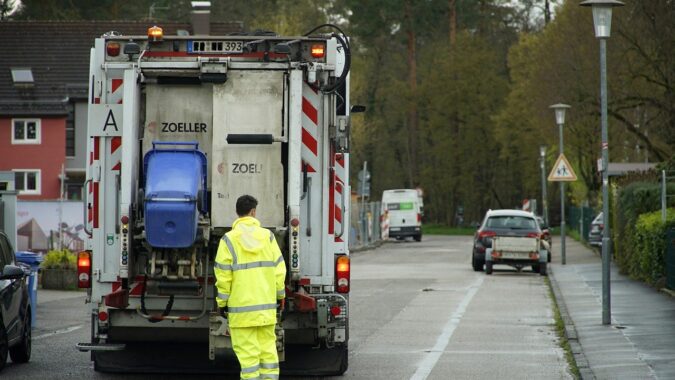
[76,342,126,352]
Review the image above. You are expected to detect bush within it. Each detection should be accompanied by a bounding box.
[630,209,675,286]
[42,250,76,270]
[612,181,675,274]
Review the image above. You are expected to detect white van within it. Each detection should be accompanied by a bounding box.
[382,189,423,241]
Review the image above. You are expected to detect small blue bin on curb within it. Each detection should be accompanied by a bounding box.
[15,251,43,328]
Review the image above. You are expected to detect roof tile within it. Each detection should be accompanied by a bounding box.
[0,20,243,115]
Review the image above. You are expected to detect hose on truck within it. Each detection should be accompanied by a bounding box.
[140,274,175,323]
[304,24,351,94]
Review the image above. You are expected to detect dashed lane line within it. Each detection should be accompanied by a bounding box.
[33,325,84,340]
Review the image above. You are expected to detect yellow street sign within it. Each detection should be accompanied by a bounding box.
[548,153,577,182]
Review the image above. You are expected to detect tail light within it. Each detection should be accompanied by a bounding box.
[106,42,121,56]
[311,44,325,58]
[478,230,496,238]
[77,251,92,288]
[336,256,350,293]
[478,230,496,247]
[527,232,541,238]
[417,213,422,223]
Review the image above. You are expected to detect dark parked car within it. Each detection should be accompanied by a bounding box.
[536,216,552,263]
[472,209,548,275]
[0,231,32,372]
[588,212,603,247]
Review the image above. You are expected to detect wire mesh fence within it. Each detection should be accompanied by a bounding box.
[349,201,382,249]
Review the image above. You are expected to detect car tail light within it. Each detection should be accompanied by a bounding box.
[417,213,422,223]
[478,230,496,246]
[478,231,496,238]
[98,310,109,322]
[77,251,92,288]
[336,256,350,293]
[527,232,541,238]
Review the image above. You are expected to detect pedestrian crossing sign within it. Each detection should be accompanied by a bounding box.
[548,154,577,182]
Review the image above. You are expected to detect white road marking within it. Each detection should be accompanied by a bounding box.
[33,325,84,340]
[410,275,484,380]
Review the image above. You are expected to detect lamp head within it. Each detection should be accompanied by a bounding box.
[549,103,571,125]
[540,145,547,157]
[580,0,625,38]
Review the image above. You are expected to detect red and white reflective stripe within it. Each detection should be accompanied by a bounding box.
[110,137,122,171]
[334,153,346,243]
[301,82,319,173]
[108,78,124,104]
[112,276,145,296]
[91,137,100,228]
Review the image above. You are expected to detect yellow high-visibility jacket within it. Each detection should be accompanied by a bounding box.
[214,216,286,328]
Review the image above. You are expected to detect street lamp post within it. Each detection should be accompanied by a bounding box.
[550,103,570,265]
[539,145,549,226]
[580,0,624,326]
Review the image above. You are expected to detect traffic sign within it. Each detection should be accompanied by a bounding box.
[357,169,371,197]
[548,154,577,182]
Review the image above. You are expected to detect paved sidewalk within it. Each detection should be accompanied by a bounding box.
[37,288,86,305]
[549,237,675,380]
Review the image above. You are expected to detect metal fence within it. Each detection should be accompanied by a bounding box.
[567,205,596,242]
[350,201,382,249]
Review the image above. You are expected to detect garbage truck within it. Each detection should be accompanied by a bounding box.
[76,24,356,375]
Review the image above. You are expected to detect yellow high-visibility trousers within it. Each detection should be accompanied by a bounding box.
[230,324,279,380]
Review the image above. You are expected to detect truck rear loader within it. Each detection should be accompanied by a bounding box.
[76,24,356,375]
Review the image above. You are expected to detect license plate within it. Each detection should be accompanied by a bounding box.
[502,252,529,259]
[389,227,400,231]
[189,40,243,54]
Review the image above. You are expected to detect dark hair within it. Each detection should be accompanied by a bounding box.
[236,195,258,216]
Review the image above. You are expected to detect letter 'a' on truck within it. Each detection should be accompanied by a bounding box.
[76,24,356,376]
[382,189,424,242]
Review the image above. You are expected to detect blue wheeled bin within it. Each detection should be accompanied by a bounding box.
[143,141,207,248]
[15,251,43,328]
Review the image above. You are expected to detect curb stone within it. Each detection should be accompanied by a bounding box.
[549,265,594,380]
[350,240,385,253]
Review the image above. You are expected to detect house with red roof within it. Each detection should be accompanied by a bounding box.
[0,5,242,202]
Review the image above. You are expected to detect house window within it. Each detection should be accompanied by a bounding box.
[14,170,41,195]
[66,111,75,157]
[12,119,41,144]
[66,182,83,200]
[11,68,34,86]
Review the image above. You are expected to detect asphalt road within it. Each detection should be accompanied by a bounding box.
[2,235,572,379]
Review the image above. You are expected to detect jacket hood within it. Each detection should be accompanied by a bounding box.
[232,216,264,254]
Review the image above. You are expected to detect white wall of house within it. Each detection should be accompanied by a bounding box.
[16,200,85,252]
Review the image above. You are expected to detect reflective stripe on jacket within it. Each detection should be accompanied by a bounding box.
[214,216,286,328]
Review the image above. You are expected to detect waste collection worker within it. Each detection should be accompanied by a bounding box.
[214,195,287,380]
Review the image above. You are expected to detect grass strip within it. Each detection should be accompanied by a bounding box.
[422,224,475,236]
[546,276,581,379]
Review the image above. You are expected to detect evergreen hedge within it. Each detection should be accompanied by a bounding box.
[630,209,675,286]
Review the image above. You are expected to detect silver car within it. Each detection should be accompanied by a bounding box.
[588,212,603,247]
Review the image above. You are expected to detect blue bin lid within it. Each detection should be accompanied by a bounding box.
[15,251,44,266]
